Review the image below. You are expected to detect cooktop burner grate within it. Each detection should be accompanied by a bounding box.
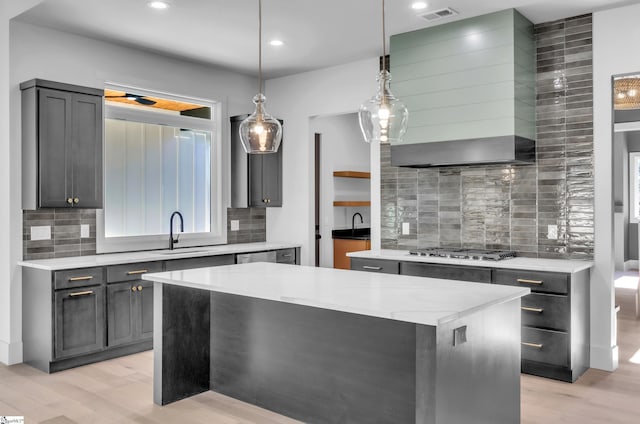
[408,248,516,261]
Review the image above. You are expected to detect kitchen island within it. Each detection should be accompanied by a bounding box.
[143,262,529,424]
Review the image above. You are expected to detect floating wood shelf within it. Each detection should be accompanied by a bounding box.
[333,171,371,179]
[333,201,371,207]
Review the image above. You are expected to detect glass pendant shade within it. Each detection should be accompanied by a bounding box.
[239,93,282,154]
[358,70,409,144]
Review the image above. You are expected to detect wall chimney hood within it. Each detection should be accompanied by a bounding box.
[389,9,536,167]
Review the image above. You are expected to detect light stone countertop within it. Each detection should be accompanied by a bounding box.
[347,249,593,274]
[17,242,300,271]
[142,262,530,327]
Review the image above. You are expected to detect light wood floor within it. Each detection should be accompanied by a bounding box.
[2,293,640,423]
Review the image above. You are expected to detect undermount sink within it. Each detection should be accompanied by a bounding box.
[331,228,371,240]
[155,248,209,255]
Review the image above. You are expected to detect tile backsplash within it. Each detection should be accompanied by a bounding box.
[381,14,594,260]
[226,207,267,244]
[23,207,267,260]
[23,209,97,260]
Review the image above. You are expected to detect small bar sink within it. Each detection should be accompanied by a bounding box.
[331,228,371,240]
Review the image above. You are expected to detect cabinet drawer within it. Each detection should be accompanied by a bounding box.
[521,293,569,332]
[107,261,163,283]
[165,255,235,271]
[350,258,399,274]
[54,267,104,290]
[401,262,492,283]
[493,269,568,294]
[521,327,569,367]
[276,248,296,264]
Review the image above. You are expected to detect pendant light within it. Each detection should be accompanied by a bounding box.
[239,0,282,154]
[358,0,409,144]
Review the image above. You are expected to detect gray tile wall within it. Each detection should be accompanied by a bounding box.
[22,207,266,259]
[226,208,267,244]
[381,14,594,260]
[23,209,97,260]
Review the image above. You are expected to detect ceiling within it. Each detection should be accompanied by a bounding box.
[14,0,640,79]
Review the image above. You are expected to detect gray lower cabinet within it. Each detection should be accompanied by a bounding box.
[23,249,299,373]
[54,285,105,359]
[352,257,590,382]
[106,262,162,348]
[400,261,492,283]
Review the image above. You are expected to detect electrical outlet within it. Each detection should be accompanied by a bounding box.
[547,224,558,240]
[31,225,51,241]
[402,222,410,235]
[81,224,90,238]
[231,220,240,231]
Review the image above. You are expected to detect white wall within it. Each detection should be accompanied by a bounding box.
[0,19,256,365]
[310,113,371,268]
[265,58,381,266]
[592,2,640,371]
[0,0,45,366]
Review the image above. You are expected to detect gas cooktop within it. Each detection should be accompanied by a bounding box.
[408,248,516,261]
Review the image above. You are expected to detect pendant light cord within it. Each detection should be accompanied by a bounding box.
[258,0,263,94]
[382,0,386,72]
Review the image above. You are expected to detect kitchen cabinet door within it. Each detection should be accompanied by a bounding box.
[54,286,105,359]
[248,139,283,207]
[70,92,103,208]
[107,282,136,347]
[137,280,154,341]
[37,88,73,208]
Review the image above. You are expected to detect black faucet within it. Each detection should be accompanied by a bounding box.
[169,211,184,250]
[352,212,363,234]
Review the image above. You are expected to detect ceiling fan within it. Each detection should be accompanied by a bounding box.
[105,92,157,106]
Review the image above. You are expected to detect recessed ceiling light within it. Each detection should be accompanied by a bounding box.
[147,1,170,10]
[269,40,285,47]
[411,2,428,10]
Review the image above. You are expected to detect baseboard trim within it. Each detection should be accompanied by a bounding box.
[0,339,23,365]
[590,344,619,371]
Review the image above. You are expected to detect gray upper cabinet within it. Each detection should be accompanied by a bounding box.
[21,79,104,209]
[230,115,283,208]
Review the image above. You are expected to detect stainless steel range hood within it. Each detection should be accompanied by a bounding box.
[390,136,535,168]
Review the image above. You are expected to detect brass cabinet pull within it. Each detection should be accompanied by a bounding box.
[68,276,94,282]
[522,342,543,349]
[362,265,382,271]
[132,286,137,292]
[73,197,79,204]
[517,278,543,285]
[126,269,148,275]
[137,285,143,291]
[521,306,544,313]
[66,198,73,204]
[69,290,94,297]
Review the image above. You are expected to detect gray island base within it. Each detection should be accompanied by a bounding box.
[144,263,529,424]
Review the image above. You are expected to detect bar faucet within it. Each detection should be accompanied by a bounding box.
[169,211,184,250]
[352,212,363,233]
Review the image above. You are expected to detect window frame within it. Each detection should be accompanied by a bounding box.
[630,151,640,224]
[96,87,225,253]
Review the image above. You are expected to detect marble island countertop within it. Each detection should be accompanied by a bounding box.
[18,242,300,271]
[143,262,529,326]
[348,249,593,274]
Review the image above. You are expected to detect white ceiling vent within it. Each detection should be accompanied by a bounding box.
[419,7,459,22]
